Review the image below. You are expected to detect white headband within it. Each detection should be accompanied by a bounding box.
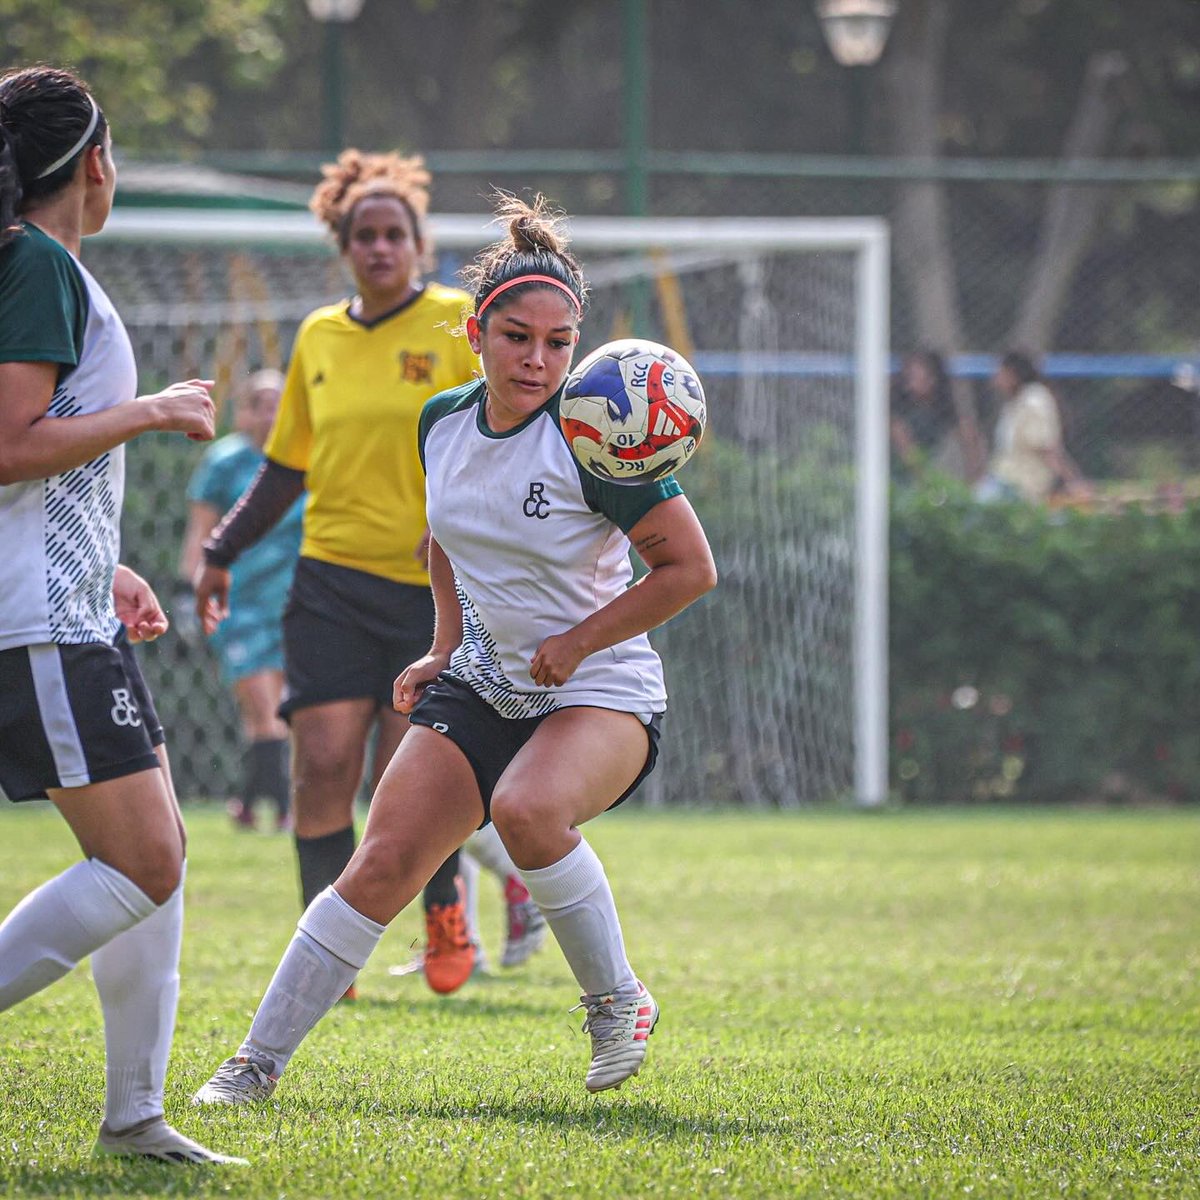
[36,95,100,179]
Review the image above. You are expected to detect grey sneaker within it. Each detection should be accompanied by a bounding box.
[192,1054,278,1106]
[572,982,659,1093]
[502,894,547,968]
[95,1115,248,1164]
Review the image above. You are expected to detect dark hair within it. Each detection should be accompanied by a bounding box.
[1000,349,1041,387]
[0,66,108,248]
[894,347,953,421]
[463,192,588,324]
[309,149,430,256]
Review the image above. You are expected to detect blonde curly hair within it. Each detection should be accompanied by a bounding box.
[309,149,432,252]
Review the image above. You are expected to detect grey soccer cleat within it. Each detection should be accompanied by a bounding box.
[94,1115,249,1165]
[573,982,659,1093]
[192,1054,278,1106]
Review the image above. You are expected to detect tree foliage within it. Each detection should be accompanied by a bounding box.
[2,1,1198,158]
[0,0,286,149]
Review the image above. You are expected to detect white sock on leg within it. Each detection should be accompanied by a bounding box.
[241,887,384,1075]
[459,853,482,952]
[465,823,520,880]
[0,858,156,1011]
[92,863,186,1131]
[518,838,637,997]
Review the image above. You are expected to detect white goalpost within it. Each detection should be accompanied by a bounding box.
[94,209,890,808]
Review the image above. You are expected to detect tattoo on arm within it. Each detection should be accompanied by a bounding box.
[635,532,668,553]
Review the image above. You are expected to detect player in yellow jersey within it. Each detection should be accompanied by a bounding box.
[193,151,543,994]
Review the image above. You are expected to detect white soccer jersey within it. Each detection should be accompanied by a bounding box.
[420,380,682,719]
[0,225,136,650]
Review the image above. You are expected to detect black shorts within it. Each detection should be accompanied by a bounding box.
[0,628,165,803]
[280,557,435,720]
[408,673,663,826]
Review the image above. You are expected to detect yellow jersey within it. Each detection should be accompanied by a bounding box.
[266,283,479,586]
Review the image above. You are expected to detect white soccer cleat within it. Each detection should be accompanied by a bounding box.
[501,895,548,969]
[574,982,659,1093]
[192,1054,278,1106]
[94,1115,249,1165]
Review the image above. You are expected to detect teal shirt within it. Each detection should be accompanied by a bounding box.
[187,434,304,623]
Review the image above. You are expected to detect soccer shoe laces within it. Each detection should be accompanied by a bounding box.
[571,989,648,1043]
[425,902,470,956]
[192,1054,278,1105]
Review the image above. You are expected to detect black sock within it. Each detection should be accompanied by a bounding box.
[423,850,461,911]
[244,738,291,819]
[295,825,355,909]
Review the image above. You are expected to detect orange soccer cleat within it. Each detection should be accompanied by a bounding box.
[422,900,475,995]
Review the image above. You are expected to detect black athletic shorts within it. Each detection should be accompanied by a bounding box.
[408,673,663,827]
[280,556,435,720]
[0,628,165,803]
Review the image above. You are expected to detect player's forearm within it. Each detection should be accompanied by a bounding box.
[0,399,158,484]
[202,459,305,568]
[570,558,717,659]
[179,504,219,580]
[427,538,463,655]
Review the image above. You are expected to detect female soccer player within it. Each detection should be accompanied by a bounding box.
[0,64,244,1165]
[179,369,301,833]
[194,193,717,1104]
[192,151,536,994]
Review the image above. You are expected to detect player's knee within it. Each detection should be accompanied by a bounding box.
[112,840,184,905]
[490,789,556,853]
[292,740,358,794]
[340,835,413,912]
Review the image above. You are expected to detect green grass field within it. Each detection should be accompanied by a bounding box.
[1,805,1197,1199]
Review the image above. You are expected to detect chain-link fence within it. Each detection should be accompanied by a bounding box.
[97,154,1200,802]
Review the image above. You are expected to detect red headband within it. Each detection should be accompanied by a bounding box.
[476,274,581,319]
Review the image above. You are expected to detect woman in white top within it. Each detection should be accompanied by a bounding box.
[0,64,243,1166]
[977,350,1088,503]
[195,193,718,1107]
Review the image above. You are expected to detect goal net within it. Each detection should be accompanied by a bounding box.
[92,209,889,808]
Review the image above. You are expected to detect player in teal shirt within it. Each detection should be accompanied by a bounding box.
[181,370,304,830]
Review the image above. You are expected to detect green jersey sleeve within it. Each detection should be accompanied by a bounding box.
[418,379,487,471]
[0,224,88,374]
[579,470,684,534]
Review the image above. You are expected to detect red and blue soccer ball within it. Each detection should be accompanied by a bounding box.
[559,339,707,485]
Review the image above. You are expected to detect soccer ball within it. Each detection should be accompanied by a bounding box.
[559,339,706,485]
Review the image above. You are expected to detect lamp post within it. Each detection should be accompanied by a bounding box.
[306,0,366,152]
[815,0,898,153]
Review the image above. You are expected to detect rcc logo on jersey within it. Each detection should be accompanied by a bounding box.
[522,482,550,519]
[110,688,142,727]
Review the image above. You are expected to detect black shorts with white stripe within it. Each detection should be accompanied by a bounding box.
[408,673,663,827]
[0,627,164,802]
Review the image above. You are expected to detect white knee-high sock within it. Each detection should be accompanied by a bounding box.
[465,823,520,881]
[91,863,186,1131]
[518,838,637,997]
[0,858,156,1011]
[241,887,384,1076]
[459,852,481,948]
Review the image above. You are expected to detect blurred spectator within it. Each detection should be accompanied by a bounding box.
[975,350,1090,504]
[179,369,303,831]
[890,349,980,482]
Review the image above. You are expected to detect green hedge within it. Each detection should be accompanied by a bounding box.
[890,481,1200,803]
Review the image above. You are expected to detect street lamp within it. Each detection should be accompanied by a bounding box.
[306,0,366,151]
[815,0,897,67]
[815,0,897,154]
